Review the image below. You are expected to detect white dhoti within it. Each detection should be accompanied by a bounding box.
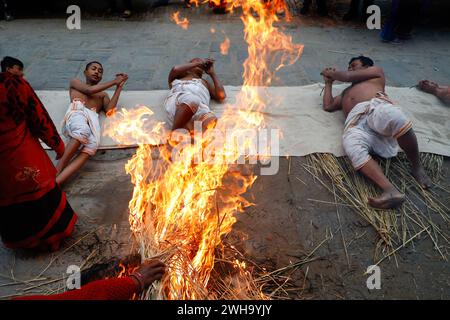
[61,100,101,156]
[164,78,215,128]
[343,94,413,170]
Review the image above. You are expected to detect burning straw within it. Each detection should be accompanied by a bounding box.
[105,1,303,300]
[303,153,449,265]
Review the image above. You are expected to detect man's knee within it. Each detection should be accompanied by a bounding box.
[80,149,95,157]
[202,115,217,130]
[343,135,370,170]
[178,95,201,114]
[173,103,196,130]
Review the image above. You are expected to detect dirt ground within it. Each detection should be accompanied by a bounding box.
[1,149,448,300]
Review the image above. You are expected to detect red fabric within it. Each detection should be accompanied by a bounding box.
[0,72,64,207]
[4,206,77,250]
[14,277,139,300]
[38,212,78,251]
[0,183,77,250]
[3,190,68,248]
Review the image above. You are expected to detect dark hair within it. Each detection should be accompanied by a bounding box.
[1,56,24,72]
[349,56,374,67]
[85,61,103,70]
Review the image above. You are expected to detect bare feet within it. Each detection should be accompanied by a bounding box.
[368,189,405,209]
[417,80,439,94]
[412,166,433,189]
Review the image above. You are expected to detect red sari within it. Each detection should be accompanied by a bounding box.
[13,277,139,300]
[0,72,77,250]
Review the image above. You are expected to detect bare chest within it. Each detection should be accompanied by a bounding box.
[342,81,384,116]
[70,89,104,112]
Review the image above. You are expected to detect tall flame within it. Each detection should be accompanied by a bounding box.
[105,0,303,299]
[220,36,230,55]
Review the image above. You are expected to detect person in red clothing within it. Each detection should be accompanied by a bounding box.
[15,259,166,300]
[0,56,77,251]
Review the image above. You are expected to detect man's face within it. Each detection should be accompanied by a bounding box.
[84,63,103,84]
[348,59,365,71]
[7,65,24,77]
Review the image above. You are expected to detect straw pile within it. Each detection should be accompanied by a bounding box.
[303,153,449,265]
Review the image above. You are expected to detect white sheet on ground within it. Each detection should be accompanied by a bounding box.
[37,84,450,157]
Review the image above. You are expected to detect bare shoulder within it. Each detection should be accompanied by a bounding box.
[370,66,385,76]
[69,78,82,87]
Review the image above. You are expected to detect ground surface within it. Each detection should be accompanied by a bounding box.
[1,2,449,299]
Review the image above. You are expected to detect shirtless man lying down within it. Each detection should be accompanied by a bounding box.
[321,55,432,209]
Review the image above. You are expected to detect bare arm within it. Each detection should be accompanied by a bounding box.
[323,82,342,112]
[321,68,342,112]
[435,86,450,104]
[70,76,123,96]
[168,61,204,87]
[325,66,384,83]
[205,66,226,102]
[417,80,450,105]
[104,78,127,114]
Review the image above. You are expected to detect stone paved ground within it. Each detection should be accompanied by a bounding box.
[0,2,449,300]
[1,2,450,90]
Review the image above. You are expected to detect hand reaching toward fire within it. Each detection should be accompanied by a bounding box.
[130,259,166,291]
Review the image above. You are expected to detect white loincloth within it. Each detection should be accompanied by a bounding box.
[164,78,215,128]
[61,100,101,156]
[342,94,413,170]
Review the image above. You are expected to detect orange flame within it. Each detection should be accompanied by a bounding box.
[106,108,116,117]
[171,11,189,30]
[105,0,303,300]
[220,36,230,55]
[187,0,202,7]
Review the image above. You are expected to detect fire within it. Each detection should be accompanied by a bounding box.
[106,108,116,117]
[220,36,230,55]
[105,0,303,300]
[171,11,190,30]
[188,0,202,7]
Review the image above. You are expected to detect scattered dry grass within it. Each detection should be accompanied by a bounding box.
[303,153,449,265]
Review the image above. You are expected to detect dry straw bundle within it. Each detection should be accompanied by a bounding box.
[303,153,449,266]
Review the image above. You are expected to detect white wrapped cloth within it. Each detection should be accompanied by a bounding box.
[61,100,101,156]
[342,93,413,170]
[164,78,215,127]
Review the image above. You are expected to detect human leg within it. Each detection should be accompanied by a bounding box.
[343,126,404,209]
[56,152,90,186]
[397,129,432,189]
[55,138,81,175]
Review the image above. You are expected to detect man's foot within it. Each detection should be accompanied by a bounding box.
[417,80,439,94]
[368,190,405,209]
[412,166,433,189]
